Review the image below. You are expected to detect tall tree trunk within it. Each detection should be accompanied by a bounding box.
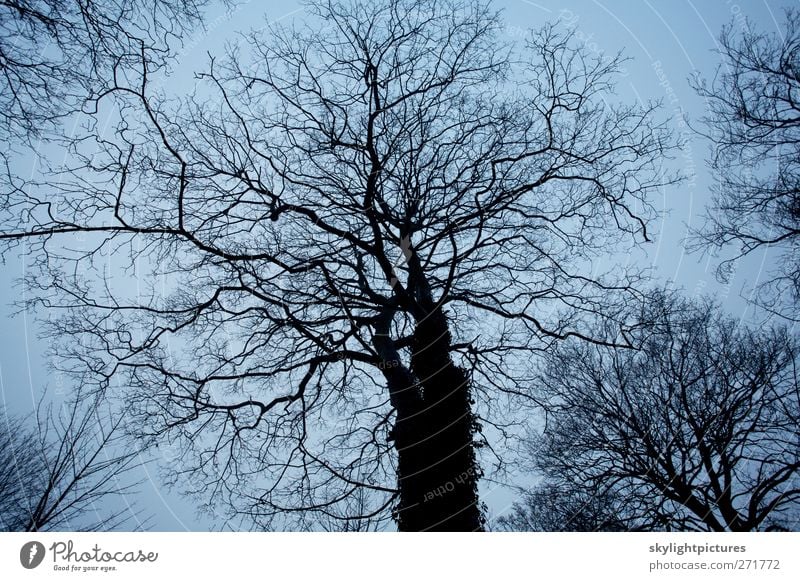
[378,306,484,531]
[405,306,484,531]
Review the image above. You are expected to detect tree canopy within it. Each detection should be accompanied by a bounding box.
[690,9,800,321]
[515,291,800,531]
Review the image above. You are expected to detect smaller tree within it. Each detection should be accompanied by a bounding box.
[495,483,630,532]
[690,9,800,319]
[0,414,41,531]
[512,291,800,532]
[0,395,145,531]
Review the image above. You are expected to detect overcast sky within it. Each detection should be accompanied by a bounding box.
[0,0,792,530]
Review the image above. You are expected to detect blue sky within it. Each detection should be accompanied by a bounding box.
[0,0,792,530]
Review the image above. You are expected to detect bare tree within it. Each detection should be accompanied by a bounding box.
[0,414,41,531]
[0,0,677,531]
[519,291,800,532]
[690,9,800,320]
[495,483,631,532]
[0,395,145,531]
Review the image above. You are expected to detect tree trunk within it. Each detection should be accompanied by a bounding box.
[388,306,483,531]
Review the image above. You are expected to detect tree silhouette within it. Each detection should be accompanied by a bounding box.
[0,395,144,532]
[516,291,800,532]
[690,9,800,320]
[495,483,631,532]
[0,0,677,530]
